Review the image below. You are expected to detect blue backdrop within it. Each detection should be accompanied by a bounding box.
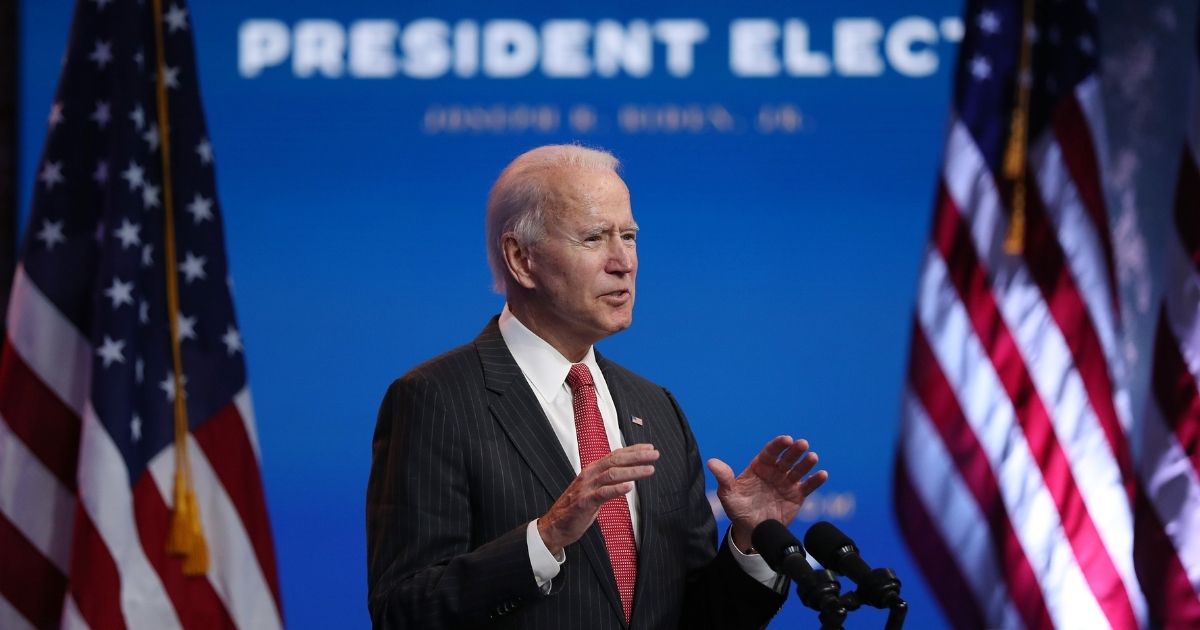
[18,1,972,627]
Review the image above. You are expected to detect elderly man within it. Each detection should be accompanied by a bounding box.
[366,145,827,629]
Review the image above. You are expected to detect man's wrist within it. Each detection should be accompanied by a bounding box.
[726,526,786,591]
[730,523,755,555]
[526,520,564,591]
[536,518,565,558]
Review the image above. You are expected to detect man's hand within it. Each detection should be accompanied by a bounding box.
[538,444,659,556]
[707,436,828,553]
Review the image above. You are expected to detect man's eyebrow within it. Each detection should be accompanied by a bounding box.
[573,222,639,237]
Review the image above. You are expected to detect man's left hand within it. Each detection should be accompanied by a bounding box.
[707,435,828,554]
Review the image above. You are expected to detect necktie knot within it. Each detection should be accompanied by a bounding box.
[566,363,594,391]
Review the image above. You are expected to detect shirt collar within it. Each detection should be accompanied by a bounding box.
[498,304,600,402]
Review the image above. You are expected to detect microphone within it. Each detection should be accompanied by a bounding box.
[804,521,904,610]
[751,519,813,582]
[751,519,845,623]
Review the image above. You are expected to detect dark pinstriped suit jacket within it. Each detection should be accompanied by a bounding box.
[366,319,785,629]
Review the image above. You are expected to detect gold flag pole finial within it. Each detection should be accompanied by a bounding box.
[1003,0,1036,255]
[152,0,208,575]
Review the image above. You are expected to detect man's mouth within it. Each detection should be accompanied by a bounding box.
[600,290,631,304]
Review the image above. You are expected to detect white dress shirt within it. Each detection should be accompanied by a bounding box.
[497,306,782,592]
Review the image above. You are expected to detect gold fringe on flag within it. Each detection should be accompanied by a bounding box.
[1003,0,1036,255]
[152,0,208,575]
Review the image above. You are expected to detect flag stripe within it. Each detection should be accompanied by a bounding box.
[894,453,989,630]
[233,389,262,462]
[0,412,73,573]
[1176,147,1200,272]
[1031,122,1125,391]
[915,242,1107,628]
[1027,162,1137,496]
[907,324,1053,630]
[944,120,1128,479]
[944,125,1142,612]
[193,401,283,612]
[929,192,1136,627]
[1021,167,1135,492]
[1132,18,1200,625]
[1163,223,1200,393]
[5,266,91,416]
[0,342,80,490]
[1151,308,1200,481]
[1052,84,1120,317]
[1133,488,1200,629]
[147,436,284,630]
[1139,398,1200,593]
[0,593,37,630]
[61,595,90,630]
[0,511,67,628]
[899,388,1031,630]
[131,476,237,630]
[1023,139,1146,618]
[76,406,181,629]
[68,502,127,630]
[1029,131,1125,399]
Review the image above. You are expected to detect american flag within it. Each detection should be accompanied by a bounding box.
[894,0,1150,628]
[0,0,282,627]
[1133,13,1200,628]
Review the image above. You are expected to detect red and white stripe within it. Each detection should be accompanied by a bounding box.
[0,265,282,629]
[897,78,1148,628]
[1133,43,1200,628]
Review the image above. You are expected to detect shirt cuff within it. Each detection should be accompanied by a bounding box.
[527,520,565,592]
[727,526,788,593]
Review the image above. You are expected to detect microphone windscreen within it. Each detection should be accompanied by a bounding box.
[751,519,800,571]
[803,521,855,568]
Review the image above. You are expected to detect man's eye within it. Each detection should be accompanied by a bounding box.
[584,234,602,242]
[622,233,637,242]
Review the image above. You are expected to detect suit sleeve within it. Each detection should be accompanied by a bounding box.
[666,389,788,630]
[366,375,541,629]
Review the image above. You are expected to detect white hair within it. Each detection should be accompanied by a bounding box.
[485,144,621,292]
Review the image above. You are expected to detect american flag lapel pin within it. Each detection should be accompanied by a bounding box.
[631,416,644,426]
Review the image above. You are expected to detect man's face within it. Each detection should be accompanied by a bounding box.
[527,169,638,348]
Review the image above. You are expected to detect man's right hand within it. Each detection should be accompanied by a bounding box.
[537,443,659,556]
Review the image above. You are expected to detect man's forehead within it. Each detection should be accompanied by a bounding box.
[546,167,627,197]
[543,171,632,217]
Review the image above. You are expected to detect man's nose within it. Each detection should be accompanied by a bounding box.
[606,241,635,274]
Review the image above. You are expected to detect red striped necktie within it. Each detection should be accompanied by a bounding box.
[567,363,637,623]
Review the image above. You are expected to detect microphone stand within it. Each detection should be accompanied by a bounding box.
[830,590,908,630]
[794,568,848,630]
[825,567,909,630]
[884,598,908,630]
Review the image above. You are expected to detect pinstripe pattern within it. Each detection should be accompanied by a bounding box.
[366,318,784,629]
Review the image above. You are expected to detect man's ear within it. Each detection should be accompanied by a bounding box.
[502,234,537,290]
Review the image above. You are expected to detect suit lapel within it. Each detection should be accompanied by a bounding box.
[476,320,628,626]
[476,318,575,501]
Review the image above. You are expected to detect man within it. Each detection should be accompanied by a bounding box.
[366,145,828,629]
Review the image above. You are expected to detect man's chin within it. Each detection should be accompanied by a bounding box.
[603,312,634,335]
